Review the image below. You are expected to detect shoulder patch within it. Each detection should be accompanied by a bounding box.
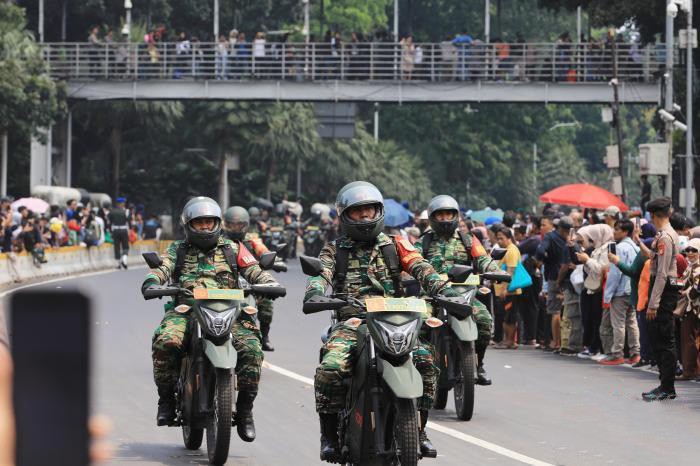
[398,238,416,252]
[237,243,259,267]
[470,235,487,257]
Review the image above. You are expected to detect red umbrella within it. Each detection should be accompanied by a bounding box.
[539,183,629,212]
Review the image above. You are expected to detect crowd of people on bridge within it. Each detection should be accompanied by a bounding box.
[0,194,160,268]
[76,24,658,83]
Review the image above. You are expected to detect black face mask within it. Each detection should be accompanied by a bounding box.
[224,229,245,241]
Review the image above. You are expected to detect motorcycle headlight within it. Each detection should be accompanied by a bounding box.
[200,306,236,337]
[377,319,419,355]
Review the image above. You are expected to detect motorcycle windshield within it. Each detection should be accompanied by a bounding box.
[365,297,426,314]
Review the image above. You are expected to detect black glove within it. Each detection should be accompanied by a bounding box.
[440,287,461,298]
[141,279,159,297]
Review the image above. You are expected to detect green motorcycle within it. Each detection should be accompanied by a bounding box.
[142,252,286,465]
[301,256,471,466]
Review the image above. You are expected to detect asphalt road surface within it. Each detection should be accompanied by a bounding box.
[7,264,700,466]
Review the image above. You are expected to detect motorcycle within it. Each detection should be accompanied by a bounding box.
[300,255,471,466]
[302,223,326,257]
[265,226,287,260]
[142,251,286,465]
[431,253,511,421]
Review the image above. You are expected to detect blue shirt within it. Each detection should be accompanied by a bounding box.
[604,237,639,303]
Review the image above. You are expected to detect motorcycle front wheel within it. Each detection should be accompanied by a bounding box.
[453,341,476,421]
[391,399,419,466]
[207,368,233,465]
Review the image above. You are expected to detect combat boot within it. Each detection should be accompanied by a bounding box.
[234,391,257,442]
[419,410,437,458]
[156,384,176,426]
[476,364,492,386]
[260,324,275,352]
[319,413,340,462]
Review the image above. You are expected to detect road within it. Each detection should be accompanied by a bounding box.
[8,264,700,466]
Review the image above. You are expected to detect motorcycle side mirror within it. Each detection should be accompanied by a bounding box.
[259,252,277,270]
[142,252,163,269]
[300,255,323,276]
[448,265,473,283]
[490,248,508,261]
[275,243,288,253]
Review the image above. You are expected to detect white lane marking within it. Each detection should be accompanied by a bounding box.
[0,266,146,298]
[262,362,555,466]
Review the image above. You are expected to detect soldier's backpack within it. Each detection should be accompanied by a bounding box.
[172,241,239,285]
[334,236,404,297]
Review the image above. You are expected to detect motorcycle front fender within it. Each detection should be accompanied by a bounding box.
[448,315,478,341]
[378,357,423,399]
[203,339,237,369]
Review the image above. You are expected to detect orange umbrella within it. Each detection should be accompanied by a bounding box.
[539,183,629,212]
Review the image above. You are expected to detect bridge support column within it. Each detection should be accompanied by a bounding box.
[30,126,53,188]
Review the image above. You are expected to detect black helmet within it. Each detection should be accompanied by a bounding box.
[223,206,249,241]
[181,196,222,250]
[336,181,385,242]
[428,195,459,237]
[248,206,261,221]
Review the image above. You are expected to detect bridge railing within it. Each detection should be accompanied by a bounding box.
[40,41,669,83]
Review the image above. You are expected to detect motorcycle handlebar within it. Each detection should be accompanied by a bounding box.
[482,272,512,283]
[143,285,181,300]
[249,284,287,298]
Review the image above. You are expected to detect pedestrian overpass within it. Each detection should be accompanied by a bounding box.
[42,42,666,104]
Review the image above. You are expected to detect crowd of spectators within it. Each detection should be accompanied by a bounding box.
[0,195,158,267]
[394,198,699,392]
[75,25,657,83]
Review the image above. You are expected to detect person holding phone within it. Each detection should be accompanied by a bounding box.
[600,219,641,365]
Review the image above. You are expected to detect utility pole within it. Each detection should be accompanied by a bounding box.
[611,38,627,203]
[374,103,379,142]
[665,0,675,197]
[533,143,538,212]
[484,0,491,43]
[214,0,220,40]
[684,0,694,217]
[393,0,399,41]
[39,0,44,42]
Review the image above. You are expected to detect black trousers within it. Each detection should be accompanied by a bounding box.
[648,279,678,392]
[581,290,603,354]
[112,229,129,260]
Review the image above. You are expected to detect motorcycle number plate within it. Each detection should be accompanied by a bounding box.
[271,227,283,232]
[365,297,426,313]
[306,226,319,231]
[193,288,244,300]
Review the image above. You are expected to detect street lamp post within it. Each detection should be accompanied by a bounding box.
[667,0,695,216]
[123,0,133,43]
[684,1,694,217]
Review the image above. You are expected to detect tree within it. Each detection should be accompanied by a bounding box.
[0,2,65,141]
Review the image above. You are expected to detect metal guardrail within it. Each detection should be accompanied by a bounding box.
[40,42,670,83]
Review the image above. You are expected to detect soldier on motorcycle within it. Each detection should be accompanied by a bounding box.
[415,195,499,386]
[141,197,279,442]
[304,181,460,461]
[224,206,280,351]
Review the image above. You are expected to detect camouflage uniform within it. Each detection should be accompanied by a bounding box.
[145,236,276,392]
[308,232,448,413]
[415,230,498,364]
[241,232,274,328]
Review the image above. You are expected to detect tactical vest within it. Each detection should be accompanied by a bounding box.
[172,241,239,285]
[333,236,404,297]
[420,230,473,264]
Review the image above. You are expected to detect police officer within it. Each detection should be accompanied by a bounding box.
[415,195,499,386]
[304,181,460,461]
[224,206,285,351]
[642,197,680,401]
[142,197,279,441]
[108,197,130,269]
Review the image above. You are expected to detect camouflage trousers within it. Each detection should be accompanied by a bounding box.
[152,310,263,392]
[315,322,439,413]
[472,298,493,351]
[256,297,274,328]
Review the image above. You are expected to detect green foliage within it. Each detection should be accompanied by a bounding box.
[312,0,392,35]
[0,2,65,140]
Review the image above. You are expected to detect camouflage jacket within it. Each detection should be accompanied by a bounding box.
[415,230,499,275]
[144,236,276,305]
[306,233,447,318]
